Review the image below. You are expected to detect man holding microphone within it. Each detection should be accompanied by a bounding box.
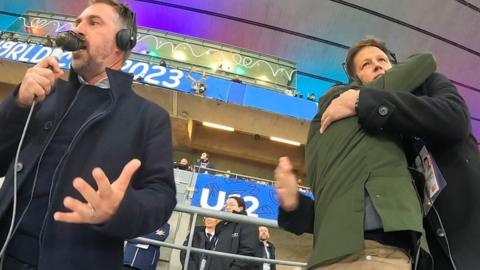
[0,1,176,269]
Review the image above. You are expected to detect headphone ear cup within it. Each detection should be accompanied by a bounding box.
[130,24,137,49]
[116,28,131,51]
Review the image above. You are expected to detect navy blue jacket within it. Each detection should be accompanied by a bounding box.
[0,68,176,270]
[124,223,170,270]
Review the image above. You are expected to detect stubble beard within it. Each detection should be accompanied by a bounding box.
[72,50,102,79]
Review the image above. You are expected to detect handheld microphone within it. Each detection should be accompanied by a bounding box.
[48,30,86,65]
[55,30,86,52]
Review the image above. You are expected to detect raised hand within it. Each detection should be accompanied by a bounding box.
[17,56,64,107]
[54,159,141,224]
[274,157,299,211]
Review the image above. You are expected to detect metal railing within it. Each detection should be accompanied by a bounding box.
[130,204,308,269]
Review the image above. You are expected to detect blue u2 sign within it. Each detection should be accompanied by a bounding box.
[191,174,280,220]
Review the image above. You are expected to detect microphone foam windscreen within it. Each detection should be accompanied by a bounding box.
[55,31,85,51]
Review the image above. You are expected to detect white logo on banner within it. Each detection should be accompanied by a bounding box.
[199,188,259,217]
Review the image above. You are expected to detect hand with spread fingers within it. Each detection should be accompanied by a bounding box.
[274,157,299,211]
[54,159,141,224]
[320,89,359,134]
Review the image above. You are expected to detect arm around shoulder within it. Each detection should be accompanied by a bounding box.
[357,72,471,143]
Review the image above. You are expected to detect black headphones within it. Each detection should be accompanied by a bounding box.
[342,47,397,83]
[115,4,137,51]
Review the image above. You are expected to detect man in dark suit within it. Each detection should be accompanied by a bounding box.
[180,217,219,270]
[0,1,176,269]
[255,226,275,270]
[195,152,215,173]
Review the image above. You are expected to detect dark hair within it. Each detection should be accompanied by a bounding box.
[344,37,396,81]
[89,0,133,29]
[89,0,136,59]
[228,196,246,214]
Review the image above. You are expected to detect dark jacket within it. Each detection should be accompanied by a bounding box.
[124,223,170,270]
[208,217,258,270]
[180,219,258,270]
[358,72,480,270]
[254,241,276,270]
[180,226,211,270]
[0,68,177,270]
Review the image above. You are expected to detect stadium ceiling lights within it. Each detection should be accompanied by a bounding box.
[270,136,301,146]
[202,122,235,132]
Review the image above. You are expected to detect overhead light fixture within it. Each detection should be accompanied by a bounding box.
[210,63,219,72]
[172,50,187,61]
[235,66,246,76]
[148,50,159,57]
[220,61,232,71]
[187,71,207,95]
[258,75,269,81]
[257,75,271,86]
[203,122,234,132]
[196,83,207,94]
[270,136,301,146]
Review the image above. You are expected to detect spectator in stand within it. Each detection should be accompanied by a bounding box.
[196,152,215,173]
[180,217,219,270]
[175,157,192,171]
[255,226,276,270]
[187,197,257,270]
[123,223,170,270]
[213,196,257,270]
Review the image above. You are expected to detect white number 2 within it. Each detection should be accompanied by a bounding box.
[243,196,259,218]
[144,65,167,85]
